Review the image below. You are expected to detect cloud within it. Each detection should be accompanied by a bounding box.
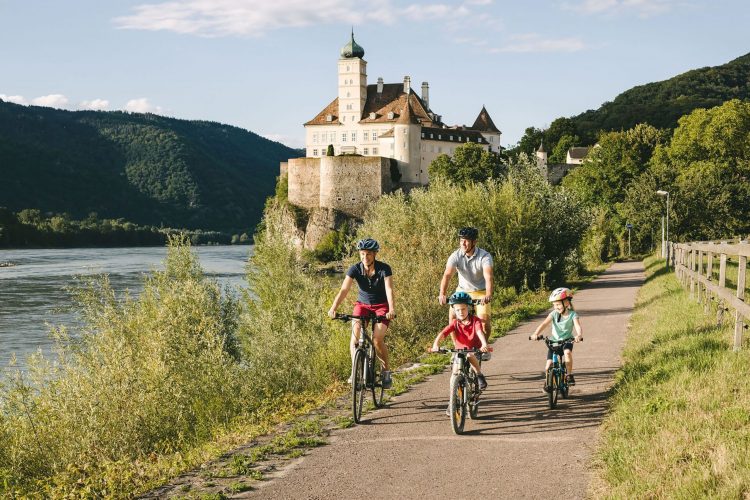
[562,0,674,17]
[30,94,70,108]
[0,94,28,105]
[80,99,110,110]
[489,33,586,53]
[125,97,164,114]
[114,0,493,37]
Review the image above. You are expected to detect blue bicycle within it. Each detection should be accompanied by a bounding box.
[530,336,579,409]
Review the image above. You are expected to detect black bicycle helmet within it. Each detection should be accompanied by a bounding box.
[457,227,478,240]
[356,238,380,251]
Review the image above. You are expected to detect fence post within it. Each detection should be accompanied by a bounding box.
[690,248,696,299]
[697,250,704,304]
[733,244,748,351]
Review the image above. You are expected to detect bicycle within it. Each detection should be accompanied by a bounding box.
[529,336,580,409]
[333,313,387,423]
[432,347,491,434]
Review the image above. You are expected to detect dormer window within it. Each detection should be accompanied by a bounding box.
[326,114,333,122]
[369,112,376,119]
[387,111,395,120]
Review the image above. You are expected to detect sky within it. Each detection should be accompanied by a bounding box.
[1,0,748,149]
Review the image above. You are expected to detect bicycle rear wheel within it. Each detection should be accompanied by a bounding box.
[449,374,466,434]
[547,368,558,409]
[369,346,385,408]
[352,350,366,423]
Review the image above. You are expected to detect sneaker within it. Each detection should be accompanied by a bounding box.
[477,373,488,391]
[567,374,576,386]
[381,370,392,389]
[445,405,451,416]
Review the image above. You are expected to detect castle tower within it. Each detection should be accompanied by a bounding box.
[394,97,422,184]
[337,31,367,125]
[536,141,548,179]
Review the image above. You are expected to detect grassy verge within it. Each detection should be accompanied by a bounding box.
[591,255,750,498]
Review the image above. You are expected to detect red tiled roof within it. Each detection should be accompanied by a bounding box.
[305,83,437,126]
[472,106,500,133]
[304,98,341,126]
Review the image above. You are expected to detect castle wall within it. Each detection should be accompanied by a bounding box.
[287,157,321,209]
[319,156,390,217]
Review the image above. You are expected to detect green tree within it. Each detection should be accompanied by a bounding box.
[651,99,750,240]
[428,142,506,184]
[326,144,335,156]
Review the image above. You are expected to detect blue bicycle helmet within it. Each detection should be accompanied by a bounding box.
[458,227,478,240]
[448,291,473,305]
[356,238,380,251]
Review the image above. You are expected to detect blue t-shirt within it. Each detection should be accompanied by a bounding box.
[346,261,392,305]
[549,310,578,341]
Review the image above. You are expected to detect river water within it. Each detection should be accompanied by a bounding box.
[0,246,252,368]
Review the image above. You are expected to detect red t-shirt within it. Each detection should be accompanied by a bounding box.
[440,316,484,349]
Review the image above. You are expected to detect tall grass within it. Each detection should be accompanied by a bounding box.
[592,255,750,498]
[0,236,249,496]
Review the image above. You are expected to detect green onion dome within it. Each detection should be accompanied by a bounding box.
[340,32,365,59]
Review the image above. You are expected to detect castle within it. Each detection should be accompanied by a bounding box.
[283,32,503,218]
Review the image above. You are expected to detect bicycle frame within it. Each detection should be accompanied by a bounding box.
[333,313,387,422]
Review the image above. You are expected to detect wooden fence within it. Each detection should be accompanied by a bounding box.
[671,240,749,351]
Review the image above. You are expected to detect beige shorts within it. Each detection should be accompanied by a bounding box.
[457,289,491,318]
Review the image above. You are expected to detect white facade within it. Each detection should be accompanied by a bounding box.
[304,34,502,185]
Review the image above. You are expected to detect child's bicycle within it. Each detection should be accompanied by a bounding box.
[333,313,387,423]
[433,347,491,434]
[530,336,580,409]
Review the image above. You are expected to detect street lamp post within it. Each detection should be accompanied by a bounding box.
[656,190,670,268]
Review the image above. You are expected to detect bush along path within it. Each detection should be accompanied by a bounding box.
[145,261,644,498]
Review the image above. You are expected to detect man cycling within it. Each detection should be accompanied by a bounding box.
[438,227,494,338]
[328,238,396,389]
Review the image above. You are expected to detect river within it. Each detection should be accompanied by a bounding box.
[0,246,252,368]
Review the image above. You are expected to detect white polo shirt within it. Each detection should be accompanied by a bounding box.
[446,247,493,292]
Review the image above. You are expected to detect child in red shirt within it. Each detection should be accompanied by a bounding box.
[430,291,490,390]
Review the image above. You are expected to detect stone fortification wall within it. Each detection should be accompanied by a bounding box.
[547,163,578,185]
[279,162,288,176]
[287,157,321,209]
[319,156,391,217]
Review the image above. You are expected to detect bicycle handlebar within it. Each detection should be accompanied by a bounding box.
[528,335,583,343]
[333,313,390,323]
[430,347,494,354]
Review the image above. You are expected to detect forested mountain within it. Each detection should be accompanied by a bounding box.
[514,52,750,156]
[0,100,299,233]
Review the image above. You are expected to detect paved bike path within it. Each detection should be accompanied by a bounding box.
[243,261,645,499]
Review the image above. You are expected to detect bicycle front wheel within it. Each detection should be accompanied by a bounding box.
[370,347,385,408]
[449,374,466,434]
[352,350,366,423]
[547,368,558,409]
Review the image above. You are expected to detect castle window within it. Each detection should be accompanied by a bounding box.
[372,131,378,140]
[373,147,378,154]
[352,132,356,141]
[342,134,347,142]
[430,133,434,139]
[438,134,442,140]
[312,133,318,143]
[449,135,453,141]
[346,65,350,71]
[313,149,318,156]
[347,92,350,98]
[351,198,356,202]
[364,131,369,140]
[364,148,369,155]
[421,132,425,138]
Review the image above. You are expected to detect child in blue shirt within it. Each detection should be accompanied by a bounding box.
[530,287,583,387]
